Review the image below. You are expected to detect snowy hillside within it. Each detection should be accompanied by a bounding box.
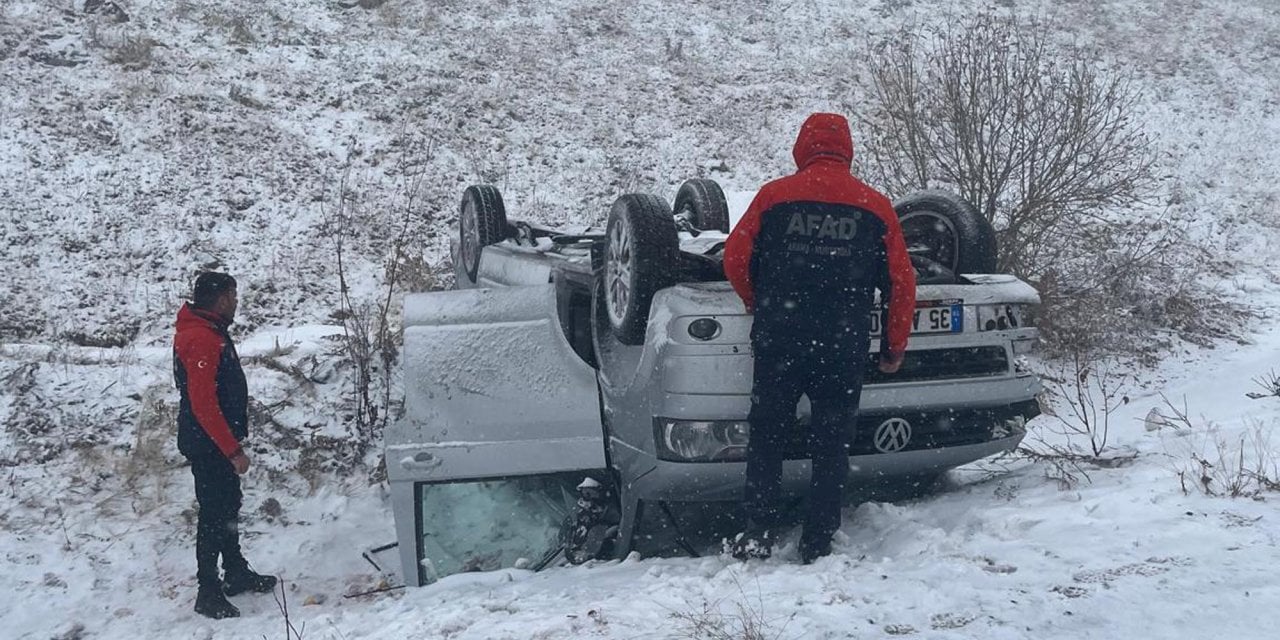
[2,0,1280,638]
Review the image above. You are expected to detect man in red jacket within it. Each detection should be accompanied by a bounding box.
[723,113,917,563]
[174,272,276,618]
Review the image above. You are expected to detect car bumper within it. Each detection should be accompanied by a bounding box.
[623,429,1025,503]
[654,372,1043,419]
[617,397,1039,503]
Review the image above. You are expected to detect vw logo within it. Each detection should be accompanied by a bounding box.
[873,418,912,453]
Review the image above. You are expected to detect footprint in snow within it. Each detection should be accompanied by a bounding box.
[1071,556,1191,585]
[1220,511,1264,528]
[1051,585,1090,599]
[930,612,976,630]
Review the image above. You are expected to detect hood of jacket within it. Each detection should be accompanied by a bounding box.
[176,302,229,333]
[792,112,854,171]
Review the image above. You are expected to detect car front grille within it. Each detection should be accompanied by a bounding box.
[780,400,1039,460]
[863,346,1009,385]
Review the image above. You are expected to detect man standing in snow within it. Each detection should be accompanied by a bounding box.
[174,272,277,618]
[723,113,916,563]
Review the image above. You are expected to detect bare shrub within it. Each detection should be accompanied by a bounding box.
[104,35,156,70]
[195,11,257,44]
[1170,420,1280,498]
[225,16,256,44]
[118,72,169,108]
[1,363,50,466]
[373,1,409,30]
[858,12,1232,357]
[85,17,159,70]
[1030,210,1247,361]
[270,577,306,640]
[229,84,268,110]
[0,4,16,61]
[1152,396,1279,497]
[664,35,687,62]
[1054,353,1128,458]
[325,149,433,452]
[330,183,389,448]
[1249,369,1280,399]
[171,0,200,22]
[390,251,442,294]
[50,621,87,640]
[62,324,139,348]
[670,595,792,640]
[1019,349,1136,487]
[117,384,178,514]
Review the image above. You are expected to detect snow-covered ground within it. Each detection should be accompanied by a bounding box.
[9,322,1280,639]
[4,0,1280,638]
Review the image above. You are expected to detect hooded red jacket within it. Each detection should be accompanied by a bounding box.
[173,303,248,460]
[723,113,916,359]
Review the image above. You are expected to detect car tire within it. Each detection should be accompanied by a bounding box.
[894,191,997,275]
[458,185,508,284]
[673,178,731,233]
[602,193,679,345]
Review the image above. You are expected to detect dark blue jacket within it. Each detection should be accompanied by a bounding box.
[173,303,247,461]
[724,113,917,357]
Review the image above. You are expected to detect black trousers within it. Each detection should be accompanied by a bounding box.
[744,343,864,547]
[191,457,246,588]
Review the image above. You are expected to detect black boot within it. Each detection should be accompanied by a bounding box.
[224,567,278,596]
[195,584,240,619]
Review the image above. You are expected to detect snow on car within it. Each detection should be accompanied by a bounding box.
[386,179,1043,585]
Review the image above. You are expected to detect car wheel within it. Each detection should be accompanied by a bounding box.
[894,191,997,275]
[673,178,730,233]
[602,193,678,345]
[458,185,508,284]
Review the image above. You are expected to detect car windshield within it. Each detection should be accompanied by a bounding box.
[416,473,580,582]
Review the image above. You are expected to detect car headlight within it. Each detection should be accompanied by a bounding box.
[976,304,1030,331]
[687,318,722,341]
[655,419,750,462]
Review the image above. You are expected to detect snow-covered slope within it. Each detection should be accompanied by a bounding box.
[2,0,1277,344]
[3,0,1280,638]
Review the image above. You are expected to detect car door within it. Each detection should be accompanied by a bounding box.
[387,284,606,585]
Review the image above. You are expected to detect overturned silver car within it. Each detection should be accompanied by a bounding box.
[387,179,1042,585]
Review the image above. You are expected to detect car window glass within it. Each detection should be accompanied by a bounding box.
[418,474,579,582]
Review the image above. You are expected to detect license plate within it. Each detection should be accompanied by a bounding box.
[870,300,964,336]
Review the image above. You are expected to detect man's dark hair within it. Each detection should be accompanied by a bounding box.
[193,272,237,309]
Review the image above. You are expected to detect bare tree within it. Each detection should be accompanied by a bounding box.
[861,12,1157,278]
[858,12,1244,359]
